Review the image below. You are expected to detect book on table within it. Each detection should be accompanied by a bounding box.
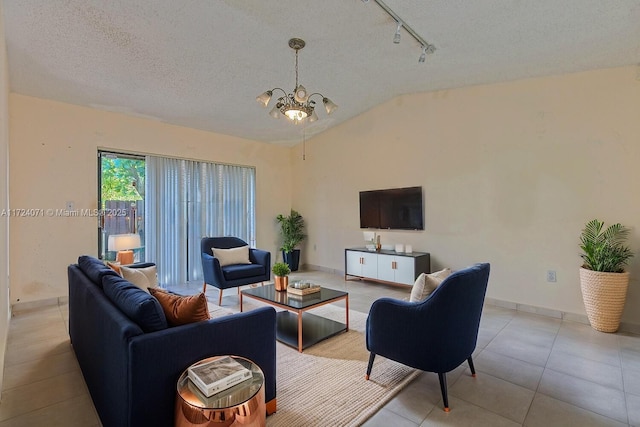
[187,356,252,397]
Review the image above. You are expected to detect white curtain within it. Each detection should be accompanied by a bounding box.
[145,156,256,285]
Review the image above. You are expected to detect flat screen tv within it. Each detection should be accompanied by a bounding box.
[359,186,424,230]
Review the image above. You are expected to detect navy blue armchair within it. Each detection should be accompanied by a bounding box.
[201,237,271,305]
[365,263,490,412]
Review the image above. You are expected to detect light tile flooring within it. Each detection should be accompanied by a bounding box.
[1,269,640,426]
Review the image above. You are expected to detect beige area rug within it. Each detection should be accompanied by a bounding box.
[239,303,419,427]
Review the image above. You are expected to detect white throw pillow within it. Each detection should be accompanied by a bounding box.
[409,268,452,302]
[121,265,159,293]
[212,246,251,267]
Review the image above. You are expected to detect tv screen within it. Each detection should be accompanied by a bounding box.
[360,186,423,230]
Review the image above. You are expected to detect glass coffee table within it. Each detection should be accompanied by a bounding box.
[240,284,349,352]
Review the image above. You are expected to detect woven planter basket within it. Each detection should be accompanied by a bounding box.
[579,268,630,333]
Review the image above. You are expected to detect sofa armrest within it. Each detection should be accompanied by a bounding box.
[127,306,276,427]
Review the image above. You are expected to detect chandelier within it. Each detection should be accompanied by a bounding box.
[256,38,337,124]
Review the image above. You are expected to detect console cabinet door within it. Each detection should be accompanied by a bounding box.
[377,254,416,285]
[394,256,416,285]
[377,254,396,283]
[346,251,363,276]
[346,250,378,279]
[361,252,378,279]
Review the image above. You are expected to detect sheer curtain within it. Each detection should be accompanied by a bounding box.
[146,156,256,285]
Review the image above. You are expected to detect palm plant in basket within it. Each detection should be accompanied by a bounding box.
[579,219,634,332]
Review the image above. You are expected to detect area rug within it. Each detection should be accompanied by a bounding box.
[250,305,420,427]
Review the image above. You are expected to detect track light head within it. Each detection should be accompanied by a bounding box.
[393,22,402,44]
[419,46,427,63]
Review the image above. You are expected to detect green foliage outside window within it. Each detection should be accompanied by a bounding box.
[101,157,145,205]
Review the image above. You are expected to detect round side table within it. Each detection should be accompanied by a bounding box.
[175,355,266,427]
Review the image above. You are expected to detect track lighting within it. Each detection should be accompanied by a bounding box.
[364,0,436,64]
[393,22,402,44]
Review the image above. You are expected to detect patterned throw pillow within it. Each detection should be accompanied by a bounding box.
[409,268,452,302]
[149,288,211,327]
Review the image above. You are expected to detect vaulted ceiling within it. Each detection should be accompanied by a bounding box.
[3,1,640,145]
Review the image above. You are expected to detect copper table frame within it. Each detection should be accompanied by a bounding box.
[240,285,349,353]
[175,355,265,427]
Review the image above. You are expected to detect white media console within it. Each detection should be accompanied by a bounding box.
[344,247,431,286]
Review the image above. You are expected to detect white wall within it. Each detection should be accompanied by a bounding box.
[293,66,640,328]
[9,94,291,304]
[0,0,11,394]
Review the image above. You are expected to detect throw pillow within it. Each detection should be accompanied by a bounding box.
[102,275,168,332]
[121,265,158,292]
[149,288,210,326]
[409,268,452,302]
[212,246,251,267]
[77,255,119,287]
[105,261,122,276]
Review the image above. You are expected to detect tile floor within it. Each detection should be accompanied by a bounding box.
[1,269,639,426]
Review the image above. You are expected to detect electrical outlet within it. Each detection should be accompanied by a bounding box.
[547,270,557,283]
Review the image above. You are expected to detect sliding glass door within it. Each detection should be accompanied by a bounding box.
[98,151,146,261]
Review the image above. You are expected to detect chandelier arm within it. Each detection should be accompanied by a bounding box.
[307,92,326,101]
[269,88,289,98]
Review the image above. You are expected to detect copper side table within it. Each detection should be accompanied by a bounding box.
[175,355,266,427]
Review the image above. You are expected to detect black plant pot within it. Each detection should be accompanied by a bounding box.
[282,249,301,272]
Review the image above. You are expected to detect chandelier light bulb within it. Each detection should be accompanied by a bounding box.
[294,85,308,103]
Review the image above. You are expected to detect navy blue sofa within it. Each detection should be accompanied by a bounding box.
[68,255,277,427]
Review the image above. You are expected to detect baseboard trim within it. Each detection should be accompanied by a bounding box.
[484,297,640,335]
[304,264,640,335]
[11,296,67,313]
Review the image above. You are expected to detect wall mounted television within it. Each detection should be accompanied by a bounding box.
[359,186,424,230]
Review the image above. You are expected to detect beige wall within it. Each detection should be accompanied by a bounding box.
[7,65,640,329]
[9,94,290,304]
[293,66,640,327]
[0,0,11,392]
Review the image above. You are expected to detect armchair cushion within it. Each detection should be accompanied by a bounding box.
[222,263,265,281]
[149,288,210,326]
[409,268,452,302]
[212,246,251,266]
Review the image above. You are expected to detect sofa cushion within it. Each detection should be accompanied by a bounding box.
[102,275,168,332]
[148,288,210,326]
[78,255,119,287]
[409,268,452,302]
[212,246,251,267]
[222,263,265,281]
[121,265,159,293]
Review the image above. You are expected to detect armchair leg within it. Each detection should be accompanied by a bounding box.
[202,282,207,293]
[218,289,223,306]
[438,373,450,412]
[365,352,376,380]
[467,356,476,377]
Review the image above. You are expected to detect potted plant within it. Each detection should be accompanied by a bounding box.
[276,209,306,271]
[579,219,634,332]
[272,262,291,292]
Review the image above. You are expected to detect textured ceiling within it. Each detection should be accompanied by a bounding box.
[3,0,640,145]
